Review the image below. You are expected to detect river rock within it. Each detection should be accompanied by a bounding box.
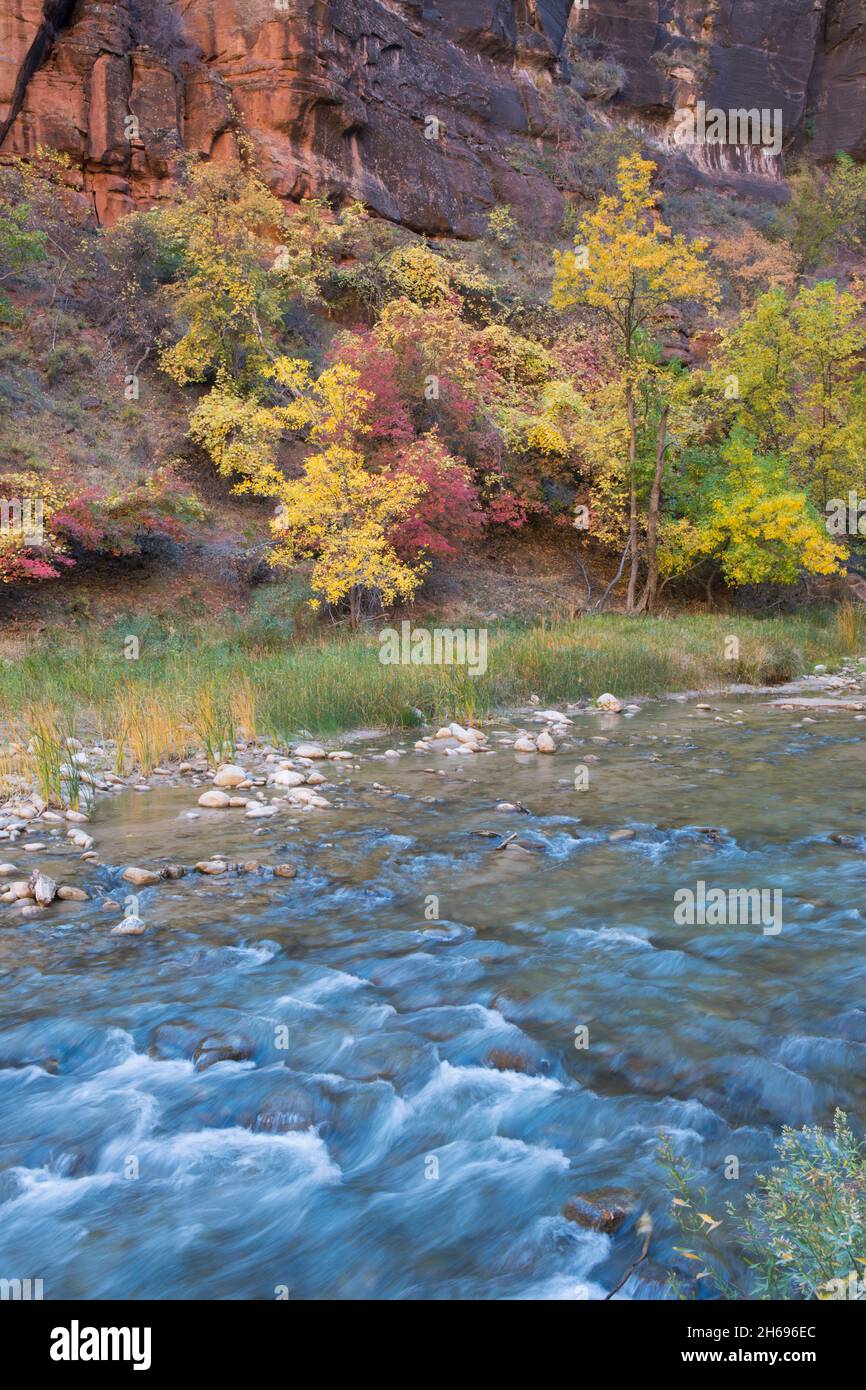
[195,861,227,874]
[254,1088,317,1133]
[305,771,326,785]
[246,801,278,818]
[597,693,623,713]
[10,880,34,899]
[272,768,305,787]
[485,1046,547,1076]
[57,886,89,901]
[111,914,147,935]
[0,864,17,875]
[449,723,476,744]
[198,789,231,808]
[536,730,556,754]
[65,810,90,822]
[194,1033,255,1071]
[122,866,160,886]
[19,904,46,919]
[159,865,186,880]
[213,763,247,788]
[294,743,327,759]
[228,796,249,808]
[562,1188,639,1235]
[513,735,537,753]
[289,788,331,808]
[30,871,57,906]
[327,751,353,760]
[273,864,297,879]
[608,828,636,842]
[149,1020,202,1060]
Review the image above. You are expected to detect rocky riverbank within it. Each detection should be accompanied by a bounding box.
[3,660,866,934]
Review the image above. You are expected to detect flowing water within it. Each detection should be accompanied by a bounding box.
[1,693,865,1300]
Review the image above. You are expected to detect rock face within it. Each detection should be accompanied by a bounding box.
[0,1,863,231]
[570,0,866,174]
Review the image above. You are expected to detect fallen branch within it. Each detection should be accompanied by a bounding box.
[604,1211,653,1300]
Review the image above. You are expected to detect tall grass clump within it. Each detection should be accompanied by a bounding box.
[189,686,235,766]
[113,687,193,775]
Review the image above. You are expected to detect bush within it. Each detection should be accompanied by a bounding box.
[660,1110,866,1299]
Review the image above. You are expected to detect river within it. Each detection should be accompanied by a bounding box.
[1,690,864,1299]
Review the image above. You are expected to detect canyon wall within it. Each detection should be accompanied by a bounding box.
[0,0,863,229]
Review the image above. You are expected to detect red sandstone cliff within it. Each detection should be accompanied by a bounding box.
[0,1,863,229]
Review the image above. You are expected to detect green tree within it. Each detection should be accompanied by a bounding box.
[720,281,866,508]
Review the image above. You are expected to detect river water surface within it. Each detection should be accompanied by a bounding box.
[1,693,865,1299]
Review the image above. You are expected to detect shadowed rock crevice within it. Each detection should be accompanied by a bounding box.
[0,0,79,149]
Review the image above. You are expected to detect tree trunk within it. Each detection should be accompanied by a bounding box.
[625,380,640,613]
[634,403,670,615]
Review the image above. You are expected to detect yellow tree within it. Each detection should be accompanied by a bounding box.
[552,154,718,610]
[271,444,426,625]
[189,359,426,623]
[717,281,866,508]
[658,435,845,589]
[159,164,352,388]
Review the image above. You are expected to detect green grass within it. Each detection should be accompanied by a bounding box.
[0,606,861,746]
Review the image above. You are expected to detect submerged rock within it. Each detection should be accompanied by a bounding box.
[149,1020,201,1060]
[194,1033,255,1071]
[253,1088,317,1133]
[563,1188,639,1235]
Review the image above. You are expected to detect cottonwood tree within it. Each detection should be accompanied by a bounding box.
[552,154,718,611]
